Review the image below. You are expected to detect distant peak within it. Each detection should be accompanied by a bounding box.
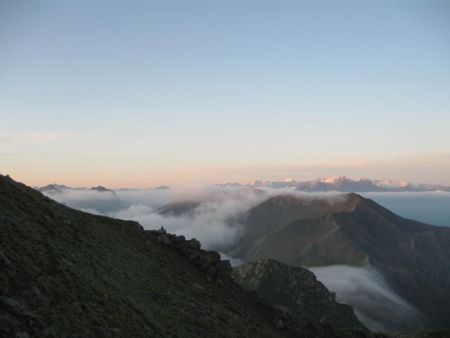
[0,174,14,187]
[90,186,112,192]
[319,176,347,184]
[38,183,70,193]
[241,177,449,192]
[153,185,170,190]
[343,192,363,209]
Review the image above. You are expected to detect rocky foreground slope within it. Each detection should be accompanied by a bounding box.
[232,259,365,331]
[1,174,381,338]
[226,194,450,330]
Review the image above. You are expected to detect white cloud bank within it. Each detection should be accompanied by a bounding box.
[44,185,267,249]
[310,265,427,333]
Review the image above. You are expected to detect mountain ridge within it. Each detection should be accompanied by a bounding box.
[225,193,450,331]
[37,176,450,193]
[219,176,450,192]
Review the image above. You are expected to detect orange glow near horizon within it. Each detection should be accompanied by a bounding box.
[5,153,450,188]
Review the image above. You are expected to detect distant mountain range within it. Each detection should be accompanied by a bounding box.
[38,184,116,194]
[38,176,450,194]
[219,176,450,192]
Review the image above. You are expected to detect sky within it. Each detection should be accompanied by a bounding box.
[1,0,450,188]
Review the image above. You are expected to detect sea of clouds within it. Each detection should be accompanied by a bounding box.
[41,185,450,333]
[46,185,268,249]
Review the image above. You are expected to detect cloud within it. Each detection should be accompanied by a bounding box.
[41,185,450,246]
[44,185,360,249]
[47,189,126,214]
[42,185,267,249]
[310,265,427,333]
[111,187,267,249]
[218,252,243,267]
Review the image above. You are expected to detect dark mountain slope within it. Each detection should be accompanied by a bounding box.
[226,194,450,330]
[0,175,294,338]
[228,194,367,266]
[334,198,450,329]
[236,194,360,243]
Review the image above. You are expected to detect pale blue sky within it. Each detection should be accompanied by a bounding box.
[1,0,450,187]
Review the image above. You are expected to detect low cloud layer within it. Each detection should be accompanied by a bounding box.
[43,186,450,247]
[43,186,359,248]
[310,265,427,333]
[44,186,267,249]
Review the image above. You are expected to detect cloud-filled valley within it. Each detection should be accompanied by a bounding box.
[39,185,450,333]
[45,185,267,249]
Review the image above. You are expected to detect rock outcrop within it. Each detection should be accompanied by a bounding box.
[232,259,365,332]
[149,227,232,280]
